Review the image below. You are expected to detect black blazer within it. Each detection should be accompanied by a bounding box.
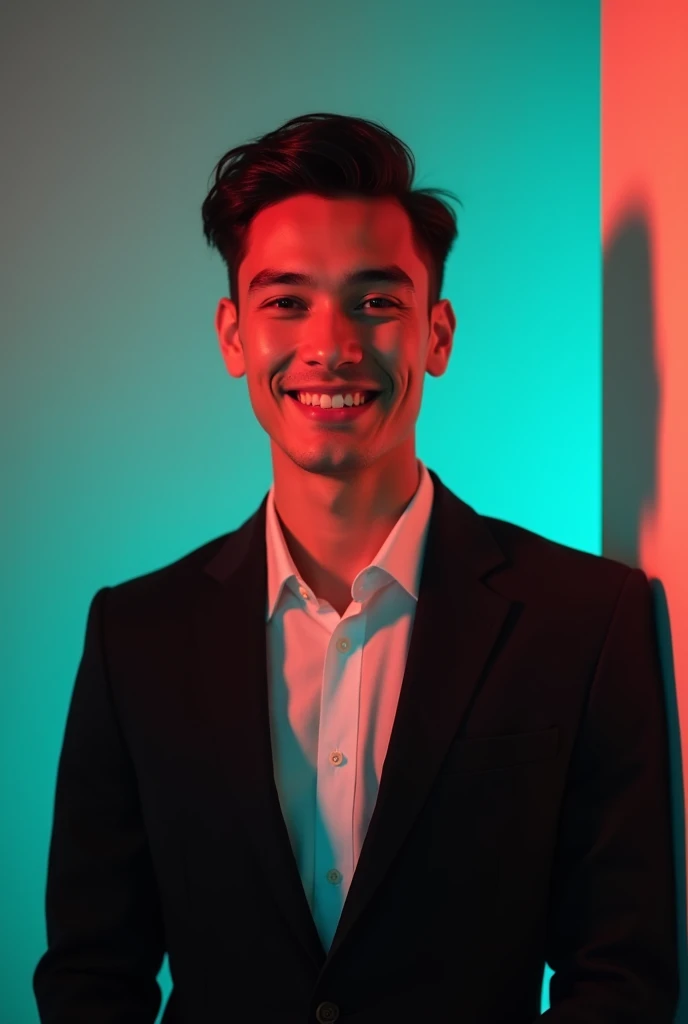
[33,468,679,1023]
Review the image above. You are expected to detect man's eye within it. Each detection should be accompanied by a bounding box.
[265,297,398,310]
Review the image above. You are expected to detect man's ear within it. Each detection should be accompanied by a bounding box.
[215,298,246,380]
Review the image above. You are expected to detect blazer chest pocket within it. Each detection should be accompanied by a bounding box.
[447,726,560,774]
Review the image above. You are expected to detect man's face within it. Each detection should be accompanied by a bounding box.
[215,193,455,478]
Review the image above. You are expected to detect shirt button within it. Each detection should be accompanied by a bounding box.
[299,586,309,600]
[326,868,342,885]
[329,751,343,766]
[335,636,350,653]
[315,1002,340,1023]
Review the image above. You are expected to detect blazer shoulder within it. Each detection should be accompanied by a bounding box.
[101,527,239,616]
[480,511,639,608]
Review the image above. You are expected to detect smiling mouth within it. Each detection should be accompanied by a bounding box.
[284,390,381,404]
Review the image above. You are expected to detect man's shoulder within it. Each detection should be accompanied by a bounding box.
[101,526,241,621]
[477,509,638,614]
[99,500,640,625]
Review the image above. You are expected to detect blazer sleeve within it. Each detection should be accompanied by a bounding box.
[33,587,165,1024]
[538,568,680,1023]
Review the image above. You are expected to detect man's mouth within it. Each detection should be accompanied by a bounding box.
[284,390,381,407]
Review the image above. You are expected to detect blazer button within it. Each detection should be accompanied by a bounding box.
[315,1001,340,1022]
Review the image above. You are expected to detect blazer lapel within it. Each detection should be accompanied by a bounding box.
[192,469,513,970]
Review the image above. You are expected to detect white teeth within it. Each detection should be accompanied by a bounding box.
[297,392,365,407]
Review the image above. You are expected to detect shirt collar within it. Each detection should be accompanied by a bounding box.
[265,458,435,621]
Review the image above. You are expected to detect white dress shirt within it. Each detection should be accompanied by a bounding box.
[264,457,435,952]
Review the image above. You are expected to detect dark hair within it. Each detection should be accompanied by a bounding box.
[201,112,461,318]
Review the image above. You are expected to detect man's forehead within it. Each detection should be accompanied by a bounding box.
[240,195,428,299]
[244,198,419,277]
[249,194,412,243]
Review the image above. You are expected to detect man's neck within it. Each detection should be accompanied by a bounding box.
[272,452,421,610]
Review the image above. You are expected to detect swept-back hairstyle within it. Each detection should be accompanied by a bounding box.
[201,112,460,318]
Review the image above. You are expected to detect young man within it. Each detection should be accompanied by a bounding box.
[34,113,678,1024]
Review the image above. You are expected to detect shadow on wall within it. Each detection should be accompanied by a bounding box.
[602,211,687,1013]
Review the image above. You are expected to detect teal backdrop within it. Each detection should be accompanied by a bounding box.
[1,1,600,1019]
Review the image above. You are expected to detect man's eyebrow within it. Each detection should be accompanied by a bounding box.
[247,264,415,294]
